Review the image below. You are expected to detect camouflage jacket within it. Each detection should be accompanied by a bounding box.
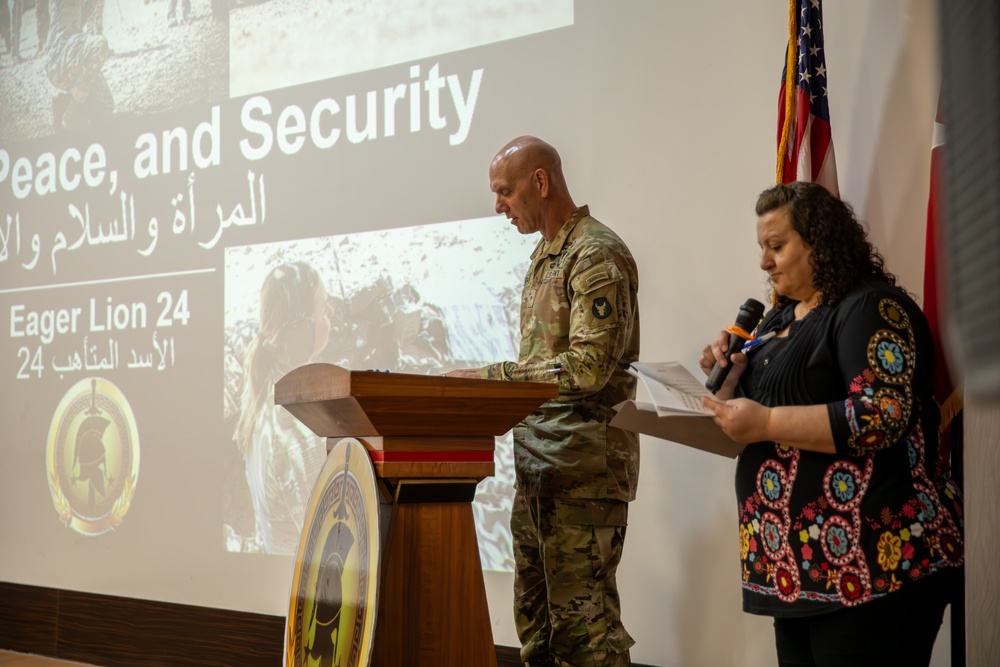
[483,206,640,501]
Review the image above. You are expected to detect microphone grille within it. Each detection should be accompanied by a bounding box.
[736,298,765,330]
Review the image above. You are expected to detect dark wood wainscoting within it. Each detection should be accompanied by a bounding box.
[3,582,658,667]
[0,581,283,666]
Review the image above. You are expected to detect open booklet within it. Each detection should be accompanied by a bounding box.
[611,361,745,458]
[623,361,715,416]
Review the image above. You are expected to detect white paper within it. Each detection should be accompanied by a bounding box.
[626,361,714,416]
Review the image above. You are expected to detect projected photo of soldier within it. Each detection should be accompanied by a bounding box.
[319,275,452,375]
[222,261,453,554]
[1,0,21,60]
[46,0,114,131]
[2,0,49,62]
[228,260,333,555]
[0,0,228,142]
[221,220,534,569]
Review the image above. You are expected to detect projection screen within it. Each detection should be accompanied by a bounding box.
[1,0,583,573]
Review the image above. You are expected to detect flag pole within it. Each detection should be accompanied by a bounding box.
[776,0,798,183]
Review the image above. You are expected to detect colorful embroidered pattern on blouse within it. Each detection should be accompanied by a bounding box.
[843,298,915,453]
[739,428,963,606]
[737,296,964,609]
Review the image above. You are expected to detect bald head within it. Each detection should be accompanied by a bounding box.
[489,136,576,240]
[492,136,567,191]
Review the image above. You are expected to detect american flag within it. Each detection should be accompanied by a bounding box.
[776,0,839,196]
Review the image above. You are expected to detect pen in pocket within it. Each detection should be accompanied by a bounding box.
[741,331,776,352]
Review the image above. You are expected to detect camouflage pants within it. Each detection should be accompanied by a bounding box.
[511,493,634,667]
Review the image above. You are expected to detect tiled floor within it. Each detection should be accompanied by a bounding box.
[0,652,96,667]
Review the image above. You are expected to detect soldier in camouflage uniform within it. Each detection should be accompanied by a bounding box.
[450,136,640,667]
[45,0,113,131]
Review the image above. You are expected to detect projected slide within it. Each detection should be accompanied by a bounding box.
[1,0,585,600]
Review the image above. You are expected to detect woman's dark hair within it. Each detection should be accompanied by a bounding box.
[755,181,899,308]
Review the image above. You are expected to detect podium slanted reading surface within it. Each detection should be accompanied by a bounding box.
[275,363,557,667]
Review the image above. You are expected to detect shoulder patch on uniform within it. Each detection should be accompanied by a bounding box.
[586,271,610,286]
[592,296,612,319]
[572,261,618,295]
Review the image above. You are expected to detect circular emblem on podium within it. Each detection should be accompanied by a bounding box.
[286,438,382,667]
[46,377,140,536]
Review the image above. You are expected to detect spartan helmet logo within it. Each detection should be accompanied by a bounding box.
[72,387,115,511]
[47,377,140,536]
[307,448,356,667]
[307,522,356,666]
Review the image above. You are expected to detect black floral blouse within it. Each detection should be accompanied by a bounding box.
[735,276,964,617]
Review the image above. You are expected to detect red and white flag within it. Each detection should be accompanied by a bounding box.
[923,105,962,474]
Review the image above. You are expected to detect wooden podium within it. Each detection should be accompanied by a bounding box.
[275,363,557,667]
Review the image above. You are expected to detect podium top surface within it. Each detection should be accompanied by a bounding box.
[274,363,558,438]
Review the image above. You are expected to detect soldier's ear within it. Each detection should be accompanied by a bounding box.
[532,168,549,197]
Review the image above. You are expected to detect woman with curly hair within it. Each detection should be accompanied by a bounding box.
[699,182,964,666]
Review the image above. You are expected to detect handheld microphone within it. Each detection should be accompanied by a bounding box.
[705,298,765,393]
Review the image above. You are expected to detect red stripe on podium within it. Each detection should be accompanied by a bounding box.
[367,450,494,462]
